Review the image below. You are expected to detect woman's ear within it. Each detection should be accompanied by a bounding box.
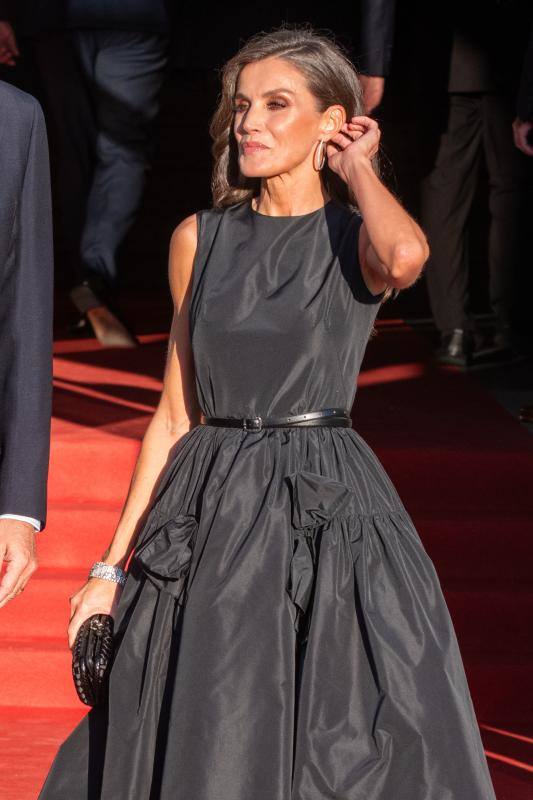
[320,105,345,140]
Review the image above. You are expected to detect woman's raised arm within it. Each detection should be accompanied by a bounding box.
[326,115,430,294]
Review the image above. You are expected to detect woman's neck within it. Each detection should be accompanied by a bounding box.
[253,180,330,217]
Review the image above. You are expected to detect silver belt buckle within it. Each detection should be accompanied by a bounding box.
[243,416,262,431]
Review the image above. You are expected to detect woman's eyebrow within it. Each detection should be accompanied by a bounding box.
[234,88,296,100]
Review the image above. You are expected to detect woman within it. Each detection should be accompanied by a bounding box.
[38,25,497,800]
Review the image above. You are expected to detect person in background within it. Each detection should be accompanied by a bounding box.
[0,80,53,607]
[0,1,172,348]
[513,20,533,158]
[357,0,397,115]
[513,19,533,425]
[420,1,533,368]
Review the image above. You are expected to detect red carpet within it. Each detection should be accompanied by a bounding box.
[1,319,532,798]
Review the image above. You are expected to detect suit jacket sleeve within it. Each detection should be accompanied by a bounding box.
[517,20,533,121]
[0,98,53,530]
[358,0,397,77]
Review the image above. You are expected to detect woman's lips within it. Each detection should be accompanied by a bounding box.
[243,142,268,152]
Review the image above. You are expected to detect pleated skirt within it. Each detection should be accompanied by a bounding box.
[38,424,496,800]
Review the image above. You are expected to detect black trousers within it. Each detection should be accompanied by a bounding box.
[27,28,169,296]
[420,92,531,335]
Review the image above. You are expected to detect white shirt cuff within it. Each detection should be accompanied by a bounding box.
[0,514,42,532]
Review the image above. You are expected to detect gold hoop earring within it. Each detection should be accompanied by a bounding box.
[313,139,326,171]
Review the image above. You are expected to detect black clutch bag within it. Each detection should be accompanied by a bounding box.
[72,613,115,706]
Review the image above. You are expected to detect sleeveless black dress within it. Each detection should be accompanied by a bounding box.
[38,198,497,800]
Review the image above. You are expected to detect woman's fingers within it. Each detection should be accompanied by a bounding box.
[68,617,82,650]
[337,119,380,138]
[68,606,111,649]
[67,579,122,649]
[330,124,377,150]
[349,114,379,128]
[329,131,353,149]
[332,125,363,142]
[345,120,379,135]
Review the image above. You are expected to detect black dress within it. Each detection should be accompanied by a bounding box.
[38,198,497,799]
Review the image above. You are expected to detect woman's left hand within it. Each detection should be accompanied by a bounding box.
[325,115,381,182]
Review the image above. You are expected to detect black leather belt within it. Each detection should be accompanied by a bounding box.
[200,407,352,432]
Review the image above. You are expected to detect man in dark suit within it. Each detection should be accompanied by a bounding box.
[514,19,533,157]
[357,0,397,114]
[514,19,533,424]
[419,0,533,367]
[0,80,53,606]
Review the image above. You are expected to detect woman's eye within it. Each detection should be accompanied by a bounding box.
[232,101,286,113]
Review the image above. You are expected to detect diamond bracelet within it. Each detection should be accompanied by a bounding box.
[89,561,127,586]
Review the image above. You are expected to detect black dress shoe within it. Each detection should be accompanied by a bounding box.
[472,323,526,367]
[433,328,474,368]
[492,323,513,351]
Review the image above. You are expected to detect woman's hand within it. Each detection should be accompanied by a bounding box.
[325,115,381,183]
[68,577,124,650]
[325,116,429,290]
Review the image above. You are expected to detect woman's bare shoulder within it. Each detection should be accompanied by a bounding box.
[168,213,200,308]
[170,212,199,253]
[169,206,224,274]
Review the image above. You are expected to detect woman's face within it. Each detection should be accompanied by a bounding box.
[233,57,342,179]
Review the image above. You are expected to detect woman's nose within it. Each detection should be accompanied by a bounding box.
[240,105,263,132]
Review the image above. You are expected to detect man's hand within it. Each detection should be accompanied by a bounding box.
[512,117,533,157]
[0,21,19,67]
[0,519,38,607]
[359,75,385,115]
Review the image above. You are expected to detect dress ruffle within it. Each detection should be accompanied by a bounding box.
[285,469,365,644]
[134,512,199,602]
[106,511,199,722]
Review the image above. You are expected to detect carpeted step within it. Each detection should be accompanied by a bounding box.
[0,706,88,800]
[0,569,91,640]
[35,504,122,568]
[443,583,533,654]
[462,652,533,723]
[416,514,533,584]
[480,723,533,800]
[375,447,533,518]
[479,721,533,770]
[47,431,141,505]
[479,723,533,800]
[0,636,85,708]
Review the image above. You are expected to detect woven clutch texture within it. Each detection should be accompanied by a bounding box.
[72,613,115,706]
